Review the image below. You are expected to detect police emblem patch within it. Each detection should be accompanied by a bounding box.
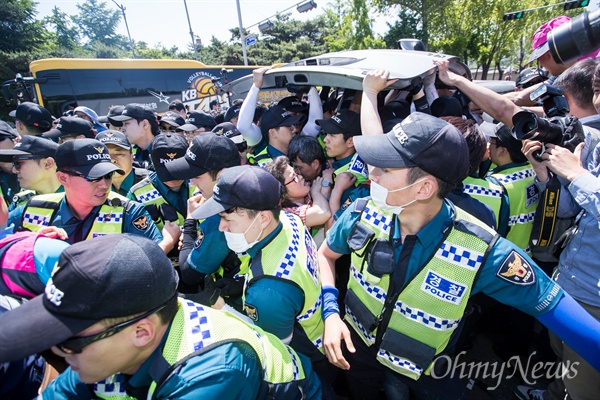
[525,183,540,208]
[132,215,149,231]
[244,303,258,321]
[496,251,535,285]
[194,230,204,249]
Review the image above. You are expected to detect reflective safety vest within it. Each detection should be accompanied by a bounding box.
[129,178,200,229]
[0,231,45,299]
[245,211,325,354]
[93,298,309,400]
[247,146,274,167]
[462,176,505,231]
[22,192,127,239]
[490,164,539,254]
[334,153,369,187]
[345,199,497,380]
[9,189,36,211]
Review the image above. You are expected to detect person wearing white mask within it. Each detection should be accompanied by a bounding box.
[192,165,338,400]
[316,112,600,400]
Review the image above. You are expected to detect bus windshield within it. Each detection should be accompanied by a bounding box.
[2,58,261,117]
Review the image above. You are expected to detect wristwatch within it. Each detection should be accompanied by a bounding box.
[321,179,334,188]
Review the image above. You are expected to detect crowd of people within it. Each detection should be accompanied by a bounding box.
[0,14,599,400]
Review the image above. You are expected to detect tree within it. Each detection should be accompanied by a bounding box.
[383,7,423,49]
[44,6,80,50]
[0,0,47,52]
[323,0,386,51]
[72,0,122,47]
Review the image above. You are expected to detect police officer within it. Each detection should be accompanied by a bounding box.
[317,113,600,399]
[9,102,53,137]
[111,104,160,169]
[176,110,217,144]
[0,234,321,399]
[193,166,337,398]
[95,130,147,196]
[42,116,95,143]
[0,136,61,211]
[3,139,178,254]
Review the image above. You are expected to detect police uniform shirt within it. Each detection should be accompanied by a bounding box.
[128,172,190,217]
[8,186,64,212]
[327,199,563,317]
[187,214,231,274]
[113,168,146,197]
[8,195,163,244]
[332,153,370,219]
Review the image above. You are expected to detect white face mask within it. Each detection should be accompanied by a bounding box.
[370,179,425,214]
[224,213,263,253]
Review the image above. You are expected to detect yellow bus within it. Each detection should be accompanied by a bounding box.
[2,58,259,117]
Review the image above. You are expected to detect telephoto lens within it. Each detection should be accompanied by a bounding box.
[548,10,600,64]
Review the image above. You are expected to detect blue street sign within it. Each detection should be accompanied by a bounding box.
[246,35,257,46]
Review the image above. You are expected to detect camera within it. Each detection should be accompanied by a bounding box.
[512,84,584,161]
[548,10,600,64]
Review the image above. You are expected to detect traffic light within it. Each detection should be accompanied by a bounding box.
[503,11,525,21]
[564,0,589,11]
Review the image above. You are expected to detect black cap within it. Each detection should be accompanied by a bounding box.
[515,67,547,88]
[150,133,189,182]
[168,99,185,112]
[159,112,186,128]
[0,120,18,140]
[278,96,308,113]
[9,102,53,130]
[95,130,131,151]
[43,116,95,139]
[489,122,524,156]
[431,96,464,118]
[316,110,361,136]
[260,105,303,136]
[0,234,178,363]
[212,122,244,144]
[166,132,241,181]
[110,104,157,122]
[177,111,217,132]
[353,112,469,184]
[192,165,283,219]
[98,105,125,127]
[224,105,241,122]
[0,135,58,161]
[56,139,124,178]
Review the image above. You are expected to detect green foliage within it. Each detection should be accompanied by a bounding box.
[383,8,423,48]
[72,0,122,47]
[323,0,386,51]
[0,0,48,52]
[44,6,80,50]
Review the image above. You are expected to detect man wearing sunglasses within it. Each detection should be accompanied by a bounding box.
[3,139,179,254]
[0,136,62,211]
[0,234,321,399]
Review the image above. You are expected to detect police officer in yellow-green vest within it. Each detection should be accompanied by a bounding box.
[4,139,178,255]
[317,113,600,399]
[0,234,321,399]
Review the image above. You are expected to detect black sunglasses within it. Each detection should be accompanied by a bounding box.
[60,170,115,183]
[56,304,166,354]
[12,156,42,170]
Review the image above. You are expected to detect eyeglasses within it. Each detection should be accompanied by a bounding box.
[13,156,42,170]
[285,171,301,186]
[160,125,177,132]
[61,170,115,183]
[56,304,166,354]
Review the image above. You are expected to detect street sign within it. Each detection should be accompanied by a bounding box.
[246,35,257,46]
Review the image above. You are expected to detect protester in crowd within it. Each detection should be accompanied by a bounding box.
[95,130,147,196]
[2,139,178,254]
[318,112,600,400]
[515,67,548,91]
[554,58,600,130]
[111,104,160,169]
[0,121,20,205]
[0,136,61,211]
[264,156,331,229]
[0,234,321,399]
[288,134,328,182]
[168,99,187,119]
[42,116,95,143]
[74,106,106,133]
[10,102,53,137]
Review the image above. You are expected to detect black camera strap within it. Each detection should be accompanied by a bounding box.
[530,175,561,247]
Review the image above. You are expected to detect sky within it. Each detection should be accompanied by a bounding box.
[34,0,396,51]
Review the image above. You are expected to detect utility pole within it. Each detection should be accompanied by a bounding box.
[236,0,249,66]
[111,0,136,58]
[183,0,199,61]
